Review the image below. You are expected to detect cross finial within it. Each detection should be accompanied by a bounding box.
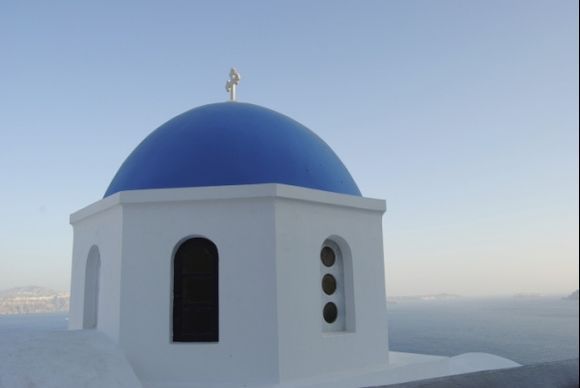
[225,68,241,101]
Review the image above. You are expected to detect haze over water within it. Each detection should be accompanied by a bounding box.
[387,296,579,365]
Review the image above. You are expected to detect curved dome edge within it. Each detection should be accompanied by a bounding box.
[104,102,362,198]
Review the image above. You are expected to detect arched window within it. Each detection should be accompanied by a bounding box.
[83,245,101,329]
[172,237,219,342]
[320,238,354,332]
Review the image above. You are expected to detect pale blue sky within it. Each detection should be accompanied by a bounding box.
[0,1,578,295]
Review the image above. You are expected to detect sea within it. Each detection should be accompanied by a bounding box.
[0,296,577,365]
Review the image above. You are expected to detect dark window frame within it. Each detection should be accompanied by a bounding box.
[172,237,219,342]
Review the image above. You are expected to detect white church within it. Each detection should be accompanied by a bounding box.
[66,70,518,388]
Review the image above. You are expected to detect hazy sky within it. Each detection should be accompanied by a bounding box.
[0,1,578,296]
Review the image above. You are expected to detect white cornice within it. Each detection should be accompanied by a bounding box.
[70,184,386,224]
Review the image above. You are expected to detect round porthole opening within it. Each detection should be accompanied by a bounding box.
[321,274,337,295]
[323,302,338,323]
[320,246,336,267]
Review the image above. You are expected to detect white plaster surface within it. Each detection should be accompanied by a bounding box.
[274,352,519,388]
[67,184,519,388]
[69,205,123,341]
[0,330,142,388]
[69,184,388,387]
[0,330,519,388]
[274,194,389,380]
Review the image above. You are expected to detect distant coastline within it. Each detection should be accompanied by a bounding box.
[563,289,579,301]
[387,293,461,304]
[513,292,545,298]
[2,286,576,313]
[0,286,69,315]
[387,292,580,304]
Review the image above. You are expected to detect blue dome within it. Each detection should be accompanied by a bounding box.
[104,102,361,197]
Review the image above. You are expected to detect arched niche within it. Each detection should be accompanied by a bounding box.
[83,245,101,329]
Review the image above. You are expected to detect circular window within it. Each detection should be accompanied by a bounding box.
[320,246,336,267]
[321,274,337,295]
[323,302,338,324]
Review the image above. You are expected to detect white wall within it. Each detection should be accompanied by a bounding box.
[117,195,280,387]
[69,184,389,387]
[69,204,123,341]
[274,191,389,381]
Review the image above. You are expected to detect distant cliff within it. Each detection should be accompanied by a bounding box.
[0,286,69,315]
[563,289,579,301]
